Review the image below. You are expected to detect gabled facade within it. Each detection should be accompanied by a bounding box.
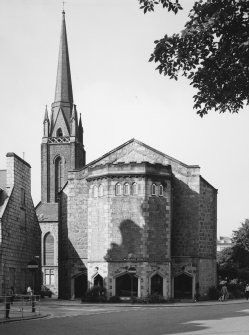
[0,153,41,296]
[37,12,217,300]
[59,139,217,299]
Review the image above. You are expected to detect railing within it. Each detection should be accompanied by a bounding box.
[48,136,70,144]
[0,295,41,321]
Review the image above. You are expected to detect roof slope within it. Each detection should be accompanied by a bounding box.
[82,138,199,171]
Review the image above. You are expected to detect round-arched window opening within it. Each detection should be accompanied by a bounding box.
[132,182,138,195]
[115,183,121,196]
[124,183,129,196]
[99,184,104,197]
[56,128,63,137]
[93,185,98,198]
[152,184,157,196]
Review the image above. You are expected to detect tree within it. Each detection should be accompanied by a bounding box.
[217,247,237,281]
[217,219,249,283]
[232,219,249,268]
[139,0,249,116]
[138,0,182,14]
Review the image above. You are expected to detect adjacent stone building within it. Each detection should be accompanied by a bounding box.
[0,153,41,296]
[36,11,217,300]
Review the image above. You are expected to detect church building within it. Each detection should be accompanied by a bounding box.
[36,11,217,300]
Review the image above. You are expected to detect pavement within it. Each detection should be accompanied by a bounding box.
[1,297,248,324]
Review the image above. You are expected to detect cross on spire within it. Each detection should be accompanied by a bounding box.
[62,1,66,13]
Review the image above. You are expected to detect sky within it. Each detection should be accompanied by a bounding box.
[0,0,248,238]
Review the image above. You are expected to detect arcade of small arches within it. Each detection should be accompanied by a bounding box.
[71,270,195,300]
[91,182,167,198]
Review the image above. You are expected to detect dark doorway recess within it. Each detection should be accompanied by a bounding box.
[174,273,193,299]
[74,273,87,299]
[151,274,163,295]
[94,274,103,287]
[116,273,138,297]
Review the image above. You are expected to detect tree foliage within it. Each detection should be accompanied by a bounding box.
[139,0,249,116]
[217,247,238,281]
[217,219,249,282]
[232,219,249,267]
[138,0,182,14]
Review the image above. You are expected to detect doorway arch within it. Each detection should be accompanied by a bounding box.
[151,273,163,295]
[93,274,104,287]
[74,273,88,299]
[116,273,138,297]
[174,273,193,299]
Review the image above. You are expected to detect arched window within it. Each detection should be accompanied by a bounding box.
[152,183,157,196]
[99,184,104,197]
[132,182,138,195]
[159,185,163,197]
[94,274,103,287]
[93,185,98,198]
[124,183,129,196]
[56,128,63,137]
[55,156,64,201]
[44,233,54,266]
[115,183,121,196]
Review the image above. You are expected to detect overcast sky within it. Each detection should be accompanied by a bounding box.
[1,0,248,238]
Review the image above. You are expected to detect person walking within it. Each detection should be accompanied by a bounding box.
[245,284,249,300]
[27,285,32,296]
[220,284,229,301]
[5,289,12,319]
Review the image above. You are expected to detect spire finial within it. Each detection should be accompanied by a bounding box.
[62,1,66,14]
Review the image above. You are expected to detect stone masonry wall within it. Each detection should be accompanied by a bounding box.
[87,162,172,298]
[59,173,88,298]
[0,153,41,295]
[171,175,200,257]
[199,177,217,259]
[198,258,217,295]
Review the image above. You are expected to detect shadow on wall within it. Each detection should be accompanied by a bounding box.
[105,219,143,261]
[59,191,88,299]
[171,177,200,257]
[104,192,172,263]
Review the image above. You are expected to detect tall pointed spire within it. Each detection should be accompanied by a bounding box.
[54,10,73,105]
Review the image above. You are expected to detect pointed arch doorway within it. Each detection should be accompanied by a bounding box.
[174,273,193,299]
[116,273,138,297]
[73,273,88,299]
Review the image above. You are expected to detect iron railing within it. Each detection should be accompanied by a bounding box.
[0,295,41,321]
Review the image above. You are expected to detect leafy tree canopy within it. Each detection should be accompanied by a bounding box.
[139,0,249,116]
[217,219,249,282]
[232,219,249,267]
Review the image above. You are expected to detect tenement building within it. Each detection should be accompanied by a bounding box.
[36,11,217,300]
[0,153,41,295]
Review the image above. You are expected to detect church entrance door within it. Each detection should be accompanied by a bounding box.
[74,273,88,299]
[151,273,163,295]
[174,273,193,299]
[116,273,138,297]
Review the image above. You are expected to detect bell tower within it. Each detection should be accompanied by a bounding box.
[37,11,85,297]
[41,10,85,203]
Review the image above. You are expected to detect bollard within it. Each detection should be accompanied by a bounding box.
[31,296,36,313]
[5,295,11,319]
[5,302,10,319]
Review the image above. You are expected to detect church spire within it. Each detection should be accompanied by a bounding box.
[54,10,73,106]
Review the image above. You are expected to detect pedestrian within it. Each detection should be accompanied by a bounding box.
[10,286,15,305]
[245,284,249,300]
[220,284,229,301]
[27,285,32,296]
[5,289,12,319]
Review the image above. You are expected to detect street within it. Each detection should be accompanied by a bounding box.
[1,300,249,335]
